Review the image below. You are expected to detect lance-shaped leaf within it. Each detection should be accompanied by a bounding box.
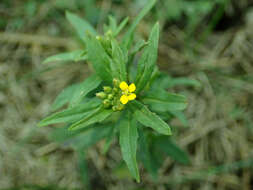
[42,50,87,64]
[51,83,81,111]
[121,0,156,48]
[153,136,190,165]
[69,107,113,130]
[138,128,159,179]
[130,100,172,135]
[166,77,201,88]
[77,150,90,189]
[135,23,159,93]
[119,111,140,182]
[70,74,102,106]
[143,89,187,112]
[70,125,113,149]
[130,39,148,56]
[169,110,189,127]
[103,126,116,155]
[114,17,129,36]
[38,98,101,126]
[66,11,97,42]
[111,39,127,81]
[85,33,113,84]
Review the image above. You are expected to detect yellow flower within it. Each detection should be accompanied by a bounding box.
[119,81,136,104]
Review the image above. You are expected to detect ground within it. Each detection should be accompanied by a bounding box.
[0,1,253,190]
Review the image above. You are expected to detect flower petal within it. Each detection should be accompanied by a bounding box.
[120,95,129,104]
[120,81,128,91]
[128,93,136,101]
[128,83,136,93]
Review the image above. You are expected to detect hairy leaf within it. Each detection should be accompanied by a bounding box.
[130,100,171,135]
[115,17,129,36]
[69,107,113,130]
[138,129,159,179]
[154,136,190,165]
[119,111,140,182]
[39,98,101,126]
[85,33,113,84]
[121,0,156,48]
[70,74,102,106]
[51,83,81,111]
[66,11,97,42]
[143,89,187,111]
[42,50,87,64]
[135,23,159,93]
[111,39,127,81]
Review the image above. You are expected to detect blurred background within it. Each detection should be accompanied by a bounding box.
[1,0,253,189]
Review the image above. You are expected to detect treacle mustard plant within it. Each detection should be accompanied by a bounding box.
[38,0,196,182]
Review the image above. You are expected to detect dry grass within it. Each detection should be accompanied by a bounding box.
[0,1,253,190]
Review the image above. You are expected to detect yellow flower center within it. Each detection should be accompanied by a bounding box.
[119,81,136,104]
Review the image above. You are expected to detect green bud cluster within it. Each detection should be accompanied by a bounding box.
[96,30,113,56]
[96,79,124,111]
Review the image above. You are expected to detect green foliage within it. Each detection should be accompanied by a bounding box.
[153,136,190,165]
[42,50,87,64]
[119,111,140,182]
[85,33,113,84]
[66,11,97,42]
[130,100,171,136]
[70,74,102,106]
[39,0,194,182]
[143,90,187,112]
[122,0,156,49]
[135,23,159,93]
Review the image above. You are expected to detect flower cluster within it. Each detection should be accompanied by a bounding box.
[119,81,136,104]
[96,79,136,111]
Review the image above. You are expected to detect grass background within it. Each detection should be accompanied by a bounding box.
[0,0,253,189]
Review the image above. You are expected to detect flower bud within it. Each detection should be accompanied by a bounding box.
[106,30,113,37]
[103,99,111,108]
[108,94,114,100]
[96,35,102,40]
[112,87,118,94]
[112,106,118,112]
[113,79,120,87]
[103,86,112,93]
[96,92,107,99]
[116,104,124,111]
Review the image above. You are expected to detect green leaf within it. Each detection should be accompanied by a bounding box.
[130,100,172,135]
[85,33,113,84]
[114,17,129,36]
[102,126,116,155]
[66,11,97,42]
[70,125,113,149]
[169,110,188,127]
[70,74,102,106]
[152,74,201,89]
[122,0,156,48]
[138,129,159,179]
[119,111,140,182]
[77,150,90,189]
[154,136,190,165]
[135,23,159,93]
[42,50,87,64]
[51,83,81,111]
[167,77,201,88]
[50,123,112,146]
[108,15,117,33]
[143,89,187,111]
[111,39,127,81]
[131,39,148,56]
[69,107,113,130]
[38,98,101,127]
